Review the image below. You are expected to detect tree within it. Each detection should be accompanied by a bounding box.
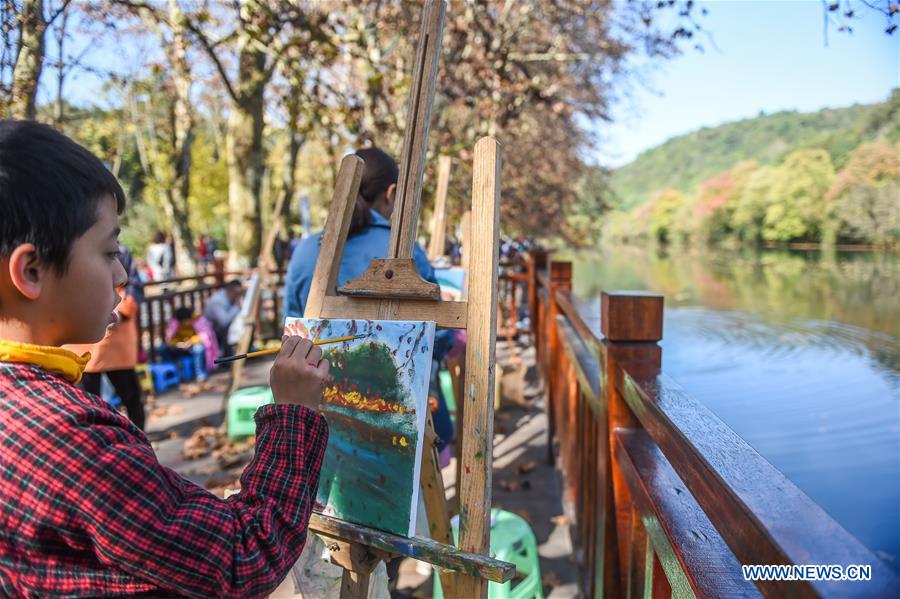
[762,149,835,242]
[565,165,614,244]
[184,1,334,265]
[8,0,41,118]
[692,161,756,243]
[647,189,687,244]
[106,0,198,271]
[731,165,776,244]
[827,142,900,245]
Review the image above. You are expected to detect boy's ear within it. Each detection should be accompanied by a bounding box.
[385,183,397,206]
[7,244,45,301]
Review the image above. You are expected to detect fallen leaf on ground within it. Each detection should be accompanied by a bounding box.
[180,383,202,398]
[149,404,184,419]
[213,437,256,468]
[182,426,226,460]
[515,460,538,475]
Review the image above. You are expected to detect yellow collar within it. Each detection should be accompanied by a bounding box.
[0,339,91,384]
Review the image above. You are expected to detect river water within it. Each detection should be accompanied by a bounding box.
[567,246,899,572]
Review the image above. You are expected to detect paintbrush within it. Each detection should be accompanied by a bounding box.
[213,333,370,365]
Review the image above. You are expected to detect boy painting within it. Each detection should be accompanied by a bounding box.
[0,120,330,597]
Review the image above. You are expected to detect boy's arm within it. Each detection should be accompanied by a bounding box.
[70,403,328,599]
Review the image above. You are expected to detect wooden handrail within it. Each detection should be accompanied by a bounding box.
[525,250,899,597]
[620,371,900,597]
[612,428,760,597]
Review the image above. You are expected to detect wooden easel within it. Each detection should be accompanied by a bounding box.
[427,154,451,261]
[303,2,510,597]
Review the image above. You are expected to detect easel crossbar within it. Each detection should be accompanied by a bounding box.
[318,296,468,329]
[310,513,515,583]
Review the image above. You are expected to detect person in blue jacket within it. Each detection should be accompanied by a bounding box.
[284,147,455,451]
[284,147,438,317]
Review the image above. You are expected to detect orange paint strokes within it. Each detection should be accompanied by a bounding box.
[322,385,417,415]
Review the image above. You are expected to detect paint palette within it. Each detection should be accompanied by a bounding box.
[284,317,436,537]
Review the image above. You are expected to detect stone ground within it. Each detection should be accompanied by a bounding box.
[147,337,580,598]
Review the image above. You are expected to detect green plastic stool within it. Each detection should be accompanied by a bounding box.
[433,508,543,599]
[227,386,274,438]
[439,369,456,425]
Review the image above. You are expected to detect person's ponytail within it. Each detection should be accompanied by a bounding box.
[347,147,399,238]
[348,195,373,238]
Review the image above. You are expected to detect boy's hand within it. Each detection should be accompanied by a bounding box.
[270,336,330,410]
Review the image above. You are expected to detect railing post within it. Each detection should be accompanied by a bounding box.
[527,249,547,347]
[598,291,663,598]
[545,260,572,464]
[213,256,226,285]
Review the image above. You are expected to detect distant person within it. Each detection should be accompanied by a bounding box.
[203,279,243,355]
[162,307,219,380]
[66,244,146,429]
[134,256,152,283]
[166,234,177,274]
[273,234,288,271]
[203,234,218,273]
[197,235,209,268]
[285,147,443,317]
[146,231,174,281]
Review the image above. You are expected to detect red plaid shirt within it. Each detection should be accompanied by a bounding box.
[0,362,328,598]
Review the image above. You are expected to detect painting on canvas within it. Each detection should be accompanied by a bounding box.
[283,317,436,537]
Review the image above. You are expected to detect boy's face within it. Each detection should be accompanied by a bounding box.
[42,195,127,344]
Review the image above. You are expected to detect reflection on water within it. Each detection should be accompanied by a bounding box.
[571,246,899,571]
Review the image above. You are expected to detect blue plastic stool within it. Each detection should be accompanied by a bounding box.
[434,509,543,599]
[149,362,180,393]
[227,386,274,438]
[176,356,195,381]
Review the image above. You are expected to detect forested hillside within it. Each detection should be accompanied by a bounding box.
[603,90,900,247]
[612,90,900,210]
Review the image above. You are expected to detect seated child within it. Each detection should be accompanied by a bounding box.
[0,119,331,597]
[163,306,220,380]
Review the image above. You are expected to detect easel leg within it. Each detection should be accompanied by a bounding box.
[340,569,370,599]
[421,412,460,596]
[326,539,388,599]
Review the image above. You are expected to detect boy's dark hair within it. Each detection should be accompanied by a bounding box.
[348,147,398,237]
[225,279,242,290]
[0,120,126,273]
[174,307,194,321]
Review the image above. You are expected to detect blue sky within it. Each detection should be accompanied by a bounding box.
[597,0,900,167]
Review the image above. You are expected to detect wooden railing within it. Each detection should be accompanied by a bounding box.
[527,250,899,598]
[497,263,528,339]
[138,270,285,362]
